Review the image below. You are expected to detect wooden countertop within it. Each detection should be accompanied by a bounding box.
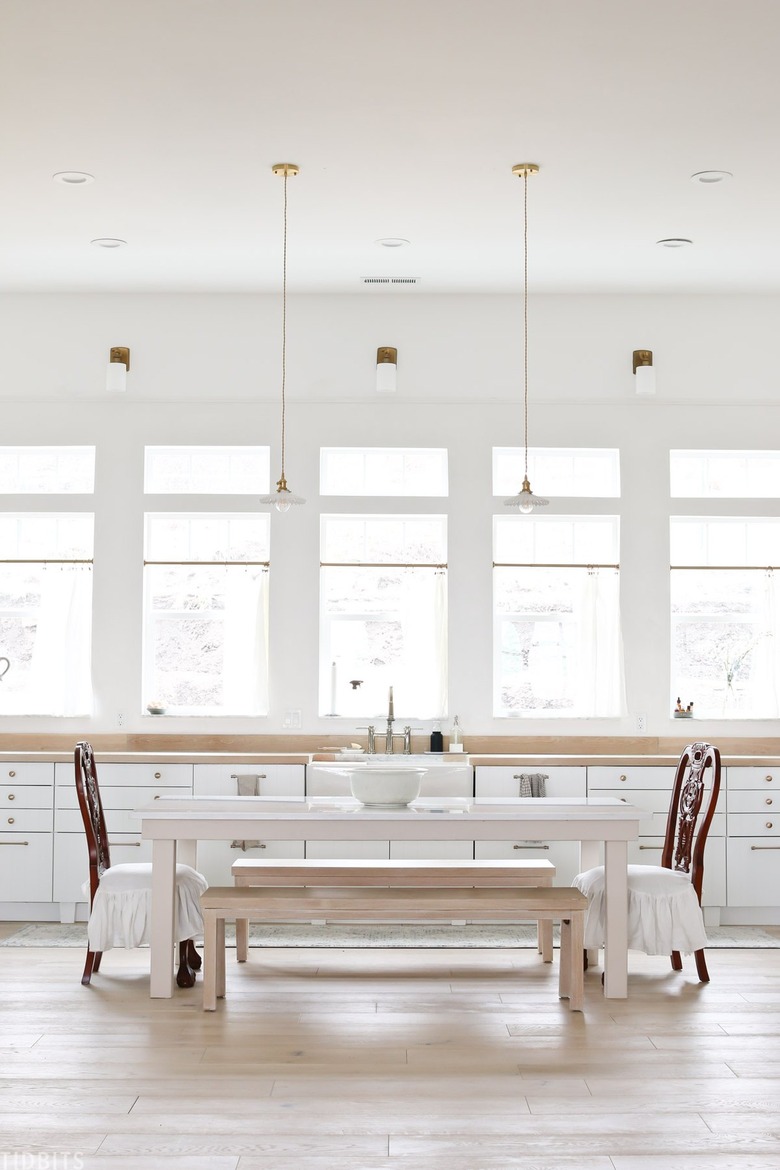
[2,750,778,766]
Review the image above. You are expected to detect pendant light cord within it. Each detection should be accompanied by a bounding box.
[280,169,289,482]
[523,166,529,481]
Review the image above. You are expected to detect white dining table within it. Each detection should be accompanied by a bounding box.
[136,794,641,999]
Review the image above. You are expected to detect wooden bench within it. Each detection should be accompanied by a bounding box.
[200,884,587,1012]
[230,857,557,962]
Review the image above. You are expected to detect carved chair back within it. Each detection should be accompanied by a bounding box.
[660,741,721,904]
[74,741,112,907]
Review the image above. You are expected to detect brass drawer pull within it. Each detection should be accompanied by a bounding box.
[639,844,661,850]
[109,841,142,848]
[751,845,780,850]
[513,843,550,850]
[0,840,28,846]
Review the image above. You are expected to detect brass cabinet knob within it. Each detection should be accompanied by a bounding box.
[7,817,14,825]
[619,774,627,782]
[766,822,774,830]
[766,775,774,783]
[7,794,15,801]
[767,798,773,806]
[154,772,161,779]
[8,770,15,778]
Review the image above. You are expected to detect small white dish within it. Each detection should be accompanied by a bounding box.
[338,748,365,759]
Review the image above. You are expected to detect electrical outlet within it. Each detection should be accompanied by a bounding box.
[283,709,301,730]
[637,713,647,733]
[117,711,125,728]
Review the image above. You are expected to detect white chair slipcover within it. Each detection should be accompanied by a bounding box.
[573,862,708,956]
[86,862,207,952]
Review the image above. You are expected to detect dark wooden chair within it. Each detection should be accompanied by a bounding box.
[74,740,207,988]
[574,741,722,982]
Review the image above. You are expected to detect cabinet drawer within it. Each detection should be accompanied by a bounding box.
[474,840,581,886]
[0,784,53,809]
[728,813,780,837]
[587,766,675,791]
[305,840,390,861]
[194,764,305,797]
[727,767,779,791]
[390,840,474,861]
[57,783,192,810]
[0,763,54,785]
[589,789,725,837]
[729,790,779,814]
[0,833,53,901]
[628,836,726,907]
[55,761,192,787]
[727,838,780,907]
[0,808,52,833]
[474,766,585,798]
[196,839,305,886]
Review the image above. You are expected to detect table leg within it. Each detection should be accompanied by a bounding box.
[579,839,600,970]
[150,837,176,998]
[603,838,628,998]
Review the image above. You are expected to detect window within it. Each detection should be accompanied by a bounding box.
[144,446,269,494]
[493,448,620,498]
[671,450,780,498]
[493,516,624,717]
[0,514,93,715]
[0,446,94,493]
[143,514,270,715]
[320,515,447,718]
[320,447,448,496]
[671,518,780,718]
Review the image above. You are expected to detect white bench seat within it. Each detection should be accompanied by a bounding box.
[231,857,557,962]
[200,883,586,1012]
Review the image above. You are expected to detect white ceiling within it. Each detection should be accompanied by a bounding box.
[2,0,780,294]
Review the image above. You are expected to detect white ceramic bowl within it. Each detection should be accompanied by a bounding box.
[337,748,365,759]
[349,766,427,808]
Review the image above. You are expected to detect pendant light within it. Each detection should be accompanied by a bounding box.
[259,163,305,512]
[504,163,548,513]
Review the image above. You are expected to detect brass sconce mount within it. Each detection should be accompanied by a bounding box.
[109,347,130,370]
[633,349,652,374]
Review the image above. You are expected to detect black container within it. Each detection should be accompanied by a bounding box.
[429,724,444,752]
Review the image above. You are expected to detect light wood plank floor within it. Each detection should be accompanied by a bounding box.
[1,929,779,1169]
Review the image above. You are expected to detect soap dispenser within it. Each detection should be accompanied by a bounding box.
[430,722,443,753]
[449,715,464,753]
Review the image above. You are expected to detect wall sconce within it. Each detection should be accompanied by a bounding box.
[632,349,655,396]
[107,347,130,393]
[376,346,397,393]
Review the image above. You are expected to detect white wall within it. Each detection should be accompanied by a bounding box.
[2,291,779,739]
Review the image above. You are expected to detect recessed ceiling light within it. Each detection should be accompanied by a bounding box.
[375,238,410,248]
[90,238,127,249]
[53,171,94,185]
[690,170,733,184]
[657,238,693,248]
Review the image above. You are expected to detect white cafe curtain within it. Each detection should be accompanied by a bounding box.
[27,564,93,715]
[575,567,626,717]
[398,567,447,718]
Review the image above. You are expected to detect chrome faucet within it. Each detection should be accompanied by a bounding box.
[357,725,376,754]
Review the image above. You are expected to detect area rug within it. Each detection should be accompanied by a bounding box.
[1,923,778,948]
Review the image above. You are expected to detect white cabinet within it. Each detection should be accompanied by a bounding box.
[726,767,780,907]
[588,763,727,910]
[193,763,305,884]
[0,763,54,904]
[474,766,585,884]
[53,762,193,912]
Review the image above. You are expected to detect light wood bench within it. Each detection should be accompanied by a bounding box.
[230,857,557,962]
[200,884,587,1012]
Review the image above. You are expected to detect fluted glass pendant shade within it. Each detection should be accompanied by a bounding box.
[504,163,549,513]
[259,162,305,512]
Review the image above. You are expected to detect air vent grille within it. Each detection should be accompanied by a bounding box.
[363,277,419,285]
